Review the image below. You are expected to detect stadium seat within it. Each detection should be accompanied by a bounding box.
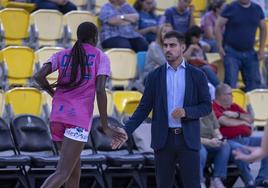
[35,46,64,84]
[232,89,247,110]
[93,89,114,117]
[246,89,268,128]
[113,91,142,115]
[0,0,36,13]
[106,48,138,90]
[30,9,64,49]
[5,87,46,120]
[1,46,35,89]
[136,51,147,79]
[0,118,31,188]
[91,116,145,188]
[191,0,207,17]
[63,10,98,47]
[10,115,59,188]
[0,8,30,48]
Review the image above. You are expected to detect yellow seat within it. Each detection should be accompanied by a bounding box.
[93,90,114,116]
[105,48,137,89]
[5,87,45,116]
[246,89,268,128]
[30,9,64,49]
[232,89,246,110]
[35,46,64,84]
[0,8,30,48]
[194,17,201,27]
[191,0,207,17]
[1,46,35,88]
[127,0,135,5]
[156,0,177,15]
[0,0,36,13]
[64,10,98,46]
[113,91,142,115]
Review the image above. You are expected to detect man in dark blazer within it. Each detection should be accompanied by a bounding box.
[112,31,212,188]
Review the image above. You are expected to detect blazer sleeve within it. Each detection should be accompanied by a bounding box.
[184,70,212,120]
[124,73,154,135]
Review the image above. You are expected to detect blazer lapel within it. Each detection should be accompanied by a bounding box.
[161,64,168,115]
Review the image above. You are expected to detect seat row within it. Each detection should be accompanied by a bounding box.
[0,114,158,188]
[0,87,144,123]
[0,8,98,49]
[0,46,147,91]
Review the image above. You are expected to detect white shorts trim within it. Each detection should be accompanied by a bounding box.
[64,127,89,142]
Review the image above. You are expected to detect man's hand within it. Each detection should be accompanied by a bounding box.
[102,126,128,149]
[172,108,185,119]
[208,138,222,148]
[233,146,262,163]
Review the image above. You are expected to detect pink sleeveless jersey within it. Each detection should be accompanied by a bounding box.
[47,44,111,130]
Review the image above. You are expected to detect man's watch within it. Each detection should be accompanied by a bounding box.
[120,15,125,20]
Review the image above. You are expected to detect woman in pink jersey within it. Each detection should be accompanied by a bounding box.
[34,22,127,188]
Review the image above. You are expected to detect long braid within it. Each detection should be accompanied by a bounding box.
[50,22,98,90]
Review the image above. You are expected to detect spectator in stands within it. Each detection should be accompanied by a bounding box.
[164,0,195,34]
[143,23,172,81]
[184,25,220,87]
[201,0,226,52]
[34,22,126,188]
[99,0,148,52]
[200,112,231,188]
[213,83,268,187]
[33,0,77,14]
[215,0,266,92]
[134,0,160,44]
[234,121,268,163]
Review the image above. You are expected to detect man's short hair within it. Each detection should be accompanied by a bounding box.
[215,83,230,98]
[163,30,185,44]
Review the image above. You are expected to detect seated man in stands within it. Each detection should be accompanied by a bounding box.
[200,111,231,188]
[213,83,268,188]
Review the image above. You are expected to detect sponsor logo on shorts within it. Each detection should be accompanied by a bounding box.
[64,127,88,142]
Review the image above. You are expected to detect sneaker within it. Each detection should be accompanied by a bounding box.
[201,182,206,188]
[211,177,225,188]
[256,179,268,187]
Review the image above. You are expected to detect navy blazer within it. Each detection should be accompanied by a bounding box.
[124,63,212,151]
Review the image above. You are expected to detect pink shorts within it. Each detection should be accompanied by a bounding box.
[50,122,89,143]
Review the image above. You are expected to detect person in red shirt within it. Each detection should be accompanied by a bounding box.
[212,83,268,188]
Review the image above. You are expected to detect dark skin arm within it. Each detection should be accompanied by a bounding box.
[34,63,55,97]
[96,75,127,141]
